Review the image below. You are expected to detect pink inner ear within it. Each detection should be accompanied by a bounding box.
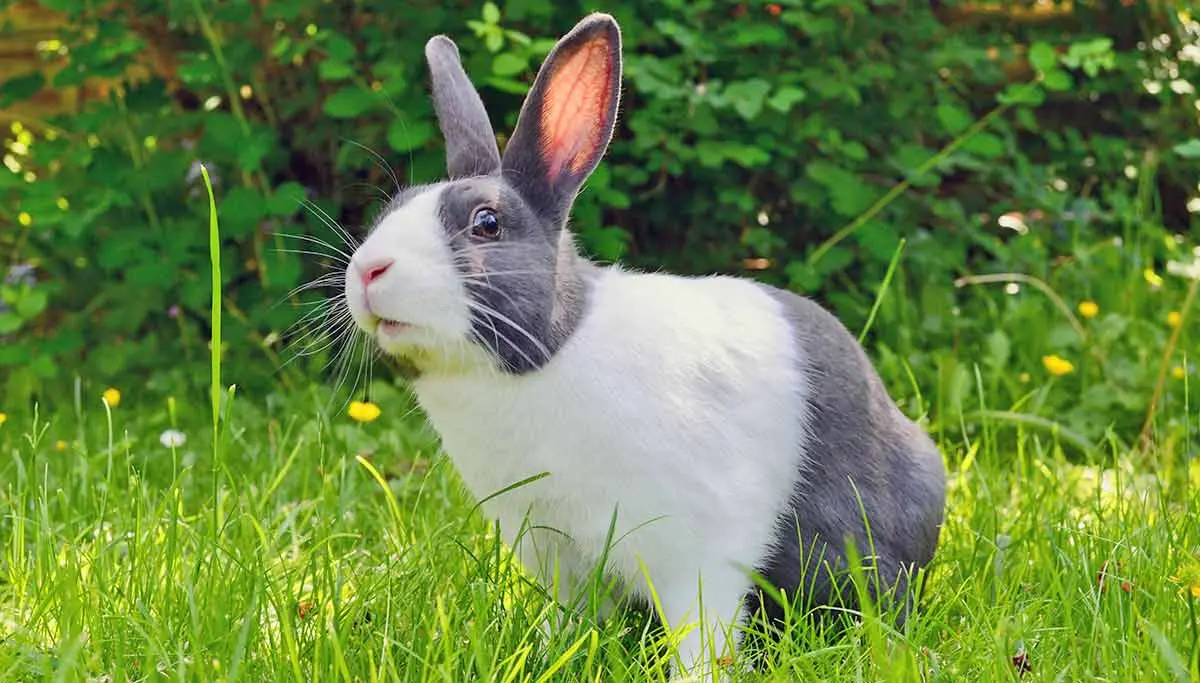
[539,40,613,181]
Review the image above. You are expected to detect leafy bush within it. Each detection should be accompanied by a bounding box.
[1,0,1197,447]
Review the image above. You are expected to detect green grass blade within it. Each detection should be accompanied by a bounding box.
[858,237,906,344]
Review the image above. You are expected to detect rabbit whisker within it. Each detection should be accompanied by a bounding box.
[273,232,356,263]
[464,300,552,365]
[343,138,403,195]
[273,247,350,266]
[299,198,360,251]
[460,279,529,321]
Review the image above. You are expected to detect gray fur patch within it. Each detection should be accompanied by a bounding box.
[425,36,502,179]
[436,178,594,374]
[744,285,947,633]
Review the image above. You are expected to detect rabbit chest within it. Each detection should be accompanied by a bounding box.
[412,270,813,587]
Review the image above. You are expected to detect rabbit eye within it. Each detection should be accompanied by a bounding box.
[470,208,501,240]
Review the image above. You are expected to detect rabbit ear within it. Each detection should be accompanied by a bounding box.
[501,13,622,226]
[425,35,502,179]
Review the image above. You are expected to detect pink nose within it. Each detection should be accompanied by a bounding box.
[360,259,393,286]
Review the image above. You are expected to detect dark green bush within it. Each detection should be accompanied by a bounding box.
[1,0,1197,445]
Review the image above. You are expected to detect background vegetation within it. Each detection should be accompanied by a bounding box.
[0,0,1198,447]
[1,0,1199,680]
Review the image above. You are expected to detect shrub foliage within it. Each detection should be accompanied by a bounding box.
[1,0,1198,445]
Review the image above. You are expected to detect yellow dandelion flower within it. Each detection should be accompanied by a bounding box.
[0,412,7,426]
[55,440,67,451]
[1042,354,1075,376]
[102,387,122,407]
[1170,570,1200,599]
[1077,300,1099,319]
[348,400,381,423]
[56,197,69,210]
[17,211,32,226]
[1173,365,1187,380]
[1144,268,1164,288]
[1167,311,1182,328]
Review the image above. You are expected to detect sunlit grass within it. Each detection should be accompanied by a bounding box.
[0,373,1197,681]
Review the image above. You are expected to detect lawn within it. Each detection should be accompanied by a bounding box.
[2,313,1198,681]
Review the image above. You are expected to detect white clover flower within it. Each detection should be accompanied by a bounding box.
[159,429,187,448]
[1167,256,1200,281]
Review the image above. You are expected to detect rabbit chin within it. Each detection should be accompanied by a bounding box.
[365,321,494,375]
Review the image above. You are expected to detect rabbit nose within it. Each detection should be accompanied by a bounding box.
[360,259,394,286]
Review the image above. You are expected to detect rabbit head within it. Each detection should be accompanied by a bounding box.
[345,14,622,375]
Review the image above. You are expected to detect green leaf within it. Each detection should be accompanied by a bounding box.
[318,59,355,81]
[218,187,267,237]
[1042,69,1072,92]
[387,118,436,153]
[264,0,306,19]
[237,132,274,171]
[1015,107,1039,131]
[852,221,900,261]
[985,329,1011,368]
[0,72,45,106]
[201,112,244,157]
[31,353,57,378]
[268,182,307,216]
[694,140,770,168]
[767,86,806,113]
[724,79,772,120]
[492,53,528,77]
[485,30,503,53]
[962,132,1005,159]
[322,32,357,61]
[997,83,1044,107]
[1172,139,1200,158]
[936,103,972,135]
[785,261,822,292]
[505,30,531,47]
[811,246,854,276]
[178,52,221,86]
[485,76,532,95]
[1028,42,1057,73]
[891,143,941,189]
[0,312,22,334]
[805,161,878,216]
[14,289,48,319]
[482,1,501,24]
[128,261,176,287]
[729,23,788,47]
[322,86,379,118]
[580,225,630,262]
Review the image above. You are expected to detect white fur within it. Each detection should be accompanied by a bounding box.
[347,186,812,676]
[346,186,486,372]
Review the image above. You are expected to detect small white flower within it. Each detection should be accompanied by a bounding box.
[997,212,1028,234]
[159,429,187,448]
[1167,257,1200,281]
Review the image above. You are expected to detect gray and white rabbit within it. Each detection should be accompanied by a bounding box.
[344,13,946,677]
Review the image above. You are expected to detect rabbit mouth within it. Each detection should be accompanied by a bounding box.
[377,319,413,336]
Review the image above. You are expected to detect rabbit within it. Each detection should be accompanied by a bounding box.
[343,12,947,678]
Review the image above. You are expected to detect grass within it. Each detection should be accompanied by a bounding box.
[1,374,1199,682]
[1,189,1198,683]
